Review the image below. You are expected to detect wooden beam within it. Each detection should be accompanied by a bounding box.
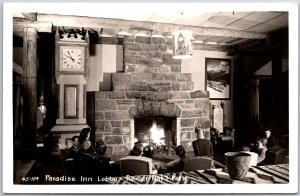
[37,14,266,39]
[14,18,52,33]
[193,43,230,52]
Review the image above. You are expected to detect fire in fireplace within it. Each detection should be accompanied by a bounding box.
[134,116,177,155]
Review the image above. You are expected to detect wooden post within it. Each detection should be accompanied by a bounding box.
[22,27,38,151]
[248,79,260,122]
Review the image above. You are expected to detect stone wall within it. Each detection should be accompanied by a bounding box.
[90,36,211,156]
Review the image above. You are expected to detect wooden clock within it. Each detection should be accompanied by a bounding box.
[51,28,90,149]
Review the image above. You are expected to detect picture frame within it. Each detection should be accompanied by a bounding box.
[205,58,231,100]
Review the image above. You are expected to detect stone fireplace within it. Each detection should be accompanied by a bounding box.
[88,36,210,156]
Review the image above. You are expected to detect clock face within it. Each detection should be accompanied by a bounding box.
[60,46,85,71]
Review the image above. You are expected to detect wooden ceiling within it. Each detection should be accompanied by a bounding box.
[13,11,288,47]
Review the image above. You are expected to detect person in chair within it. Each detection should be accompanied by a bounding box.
[164,145,186,173]
[192,126,214,157]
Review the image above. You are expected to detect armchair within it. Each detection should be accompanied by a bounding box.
[119,156,157,176]
[183,157,215,172]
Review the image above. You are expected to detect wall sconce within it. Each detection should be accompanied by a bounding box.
[172,30,193,59]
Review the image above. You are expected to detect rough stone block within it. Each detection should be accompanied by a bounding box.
[180,118,195,127]
[110,111,131,120]
[140,92,168,101]
[123,136,131,146]
[135,51,162,59]
[113,82,131,91]
[125,64,149,73]
[118,105,131,110]
[152,44,167,52]
[149,67,160,73]
[180,81,194,91]
[95,120,112,132]
[149,82,172,91]
[112,73,132,83]
[129,106,139,118]
[112,126,131,135]
[177,73,192,82]
[130,82,150,91]
[194,99,210,109]
[96,100,118,111]
[104,112,111,120]
[95,92,107,99]
[107,92,126,99]
[125,91,141,99]
[135,36,151,44]
[151,37,166,44]
[95,112,104,120]
[195,117,210,128]
[181,110,202,118]
[122,120,131,127]
[165,103,175,116]
[162,53,181,65]
[168,92,190,99]
[152,73,164,81]
[112,145,130,157]
[131,74,152,82]
[160,65,171,73]
[185,100,195,104]
[164,73,178,81]
[172,82,180,91]
[116,100,134,106]
[105,136,123,145]
[190,90,210,99]
[124,42,143,51]
[124,35,134,42]
[170,64,181,72]
[177,103,194,110]
[175,105,182,117]
[111,121,122,127]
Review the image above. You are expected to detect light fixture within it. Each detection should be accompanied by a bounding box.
[172,30,193,59]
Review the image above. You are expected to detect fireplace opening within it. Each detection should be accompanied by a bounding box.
[134,116,177,155]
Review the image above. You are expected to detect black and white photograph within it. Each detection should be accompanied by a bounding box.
[205,58,231,99]
[2,2,298,194]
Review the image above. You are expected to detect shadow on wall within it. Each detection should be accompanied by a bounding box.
[99,73,113,91]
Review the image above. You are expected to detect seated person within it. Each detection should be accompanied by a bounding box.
[76,128,99,176]
[264,129,276,148]
[192,126,214,157]
[95,139,111,166]
[143,145,154,158]
[129,142,159,170]
[254,137,268,164]
[68,135,79,159]
[164,145,186,173]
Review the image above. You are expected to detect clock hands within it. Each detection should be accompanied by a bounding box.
[67,51,75,62]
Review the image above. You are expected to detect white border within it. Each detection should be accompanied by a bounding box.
[3,2,298,194]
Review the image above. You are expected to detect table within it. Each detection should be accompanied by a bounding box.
[106,164,289,184]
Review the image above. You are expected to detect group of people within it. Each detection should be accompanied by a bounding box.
[238,128,276,165]
[68,127,111,177]
[129,125,214,173]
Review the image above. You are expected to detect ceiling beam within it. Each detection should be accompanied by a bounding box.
[37,14,267,39]
[14,18,53,33]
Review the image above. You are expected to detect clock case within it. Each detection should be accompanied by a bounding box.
[55,28,89,79]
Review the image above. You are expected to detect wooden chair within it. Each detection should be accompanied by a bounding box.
[119,156,157,176]
[183,157,215,172]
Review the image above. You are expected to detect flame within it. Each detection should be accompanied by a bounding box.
[149,121,165,145]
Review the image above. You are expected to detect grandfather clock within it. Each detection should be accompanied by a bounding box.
[51,28,90,149]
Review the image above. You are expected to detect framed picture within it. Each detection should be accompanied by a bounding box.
[205,58,231,99]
